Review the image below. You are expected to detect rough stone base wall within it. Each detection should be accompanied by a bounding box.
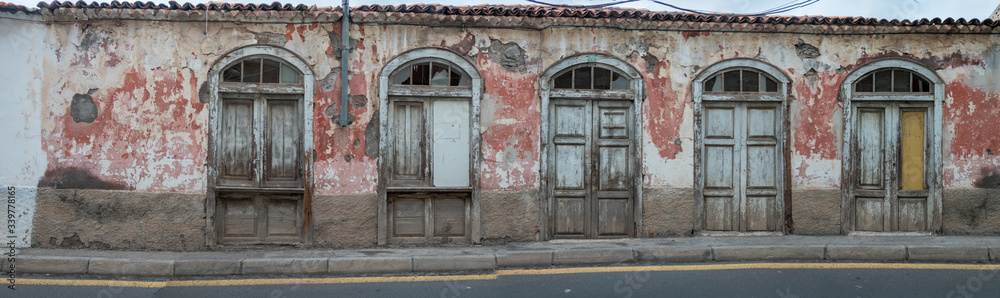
[32,188,205,251]
[311,194,377,248]
[943,188,1000,235]
[481,190,539,244]
[790,188,841,235]
[642,188,694,237]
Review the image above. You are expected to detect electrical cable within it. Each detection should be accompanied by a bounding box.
[647,0,819,16]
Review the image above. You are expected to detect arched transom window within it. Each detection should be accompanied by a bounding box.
[552,65,630,90]
[853,68,931,93]
[222,57,302,84]
[391,60,470,87]
[703,68,780,93]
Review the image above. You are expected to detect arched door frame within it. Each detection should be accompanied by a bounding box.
[205,44,316,246]
[691,58,791,234]
[539,53,644,239]
[376,47,483,245]
[839,58,944,234]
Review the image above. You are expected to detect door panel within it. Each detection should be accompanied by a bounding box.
[704,146,735,188]
[263,99,301,187]
[554,145,586,189]
[550,99,633,238]
[223,199,256,238]
[391,102,426,185]
[855,197,884,231]
[704,107,734,138]
[392,198,425,237]
[219,99,254,186]
[746,146,776,188]
[265,198,299,237]
[857,109,885,189]
[433,197,466,236]
[432,100,471,187]
[555,197,586,235]
[900,110,926,190]
[746,196,775,231]
[704,196,733,231]
[897,198,927,231]
[598,146,629,191]
[597,199,628,236]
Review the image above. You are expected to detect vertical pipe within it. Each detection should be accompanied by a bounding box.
[338,0,352,127]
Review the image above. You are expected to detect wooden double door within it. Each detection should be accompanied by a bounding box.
[549,99,634,238]
[849,102,933,232]
[700,101,784,232]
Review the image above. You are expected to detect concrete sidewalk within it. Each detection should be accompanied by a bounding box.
[10,236,1000,277]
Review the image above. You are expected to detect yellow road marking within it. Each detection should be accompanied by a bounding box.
[17,263,1000,288]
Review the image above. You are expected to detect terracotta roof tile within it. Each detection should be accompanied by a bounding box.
[27,2,1000,28]
[1,1,32,13]
[36,1,336,11]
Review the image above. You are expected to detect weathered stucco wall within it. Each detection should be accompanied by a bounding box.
[15,7,1000,250]
[0,11,47,248]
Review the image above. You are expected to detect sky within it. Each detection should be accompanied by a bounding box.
[7,0,999,20]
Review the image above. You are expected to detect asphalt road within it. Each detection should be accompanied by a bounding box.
[9,263,1000,298]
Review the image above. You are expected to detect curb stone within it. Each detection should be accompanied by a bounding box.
[174,259,242,276]
[242,258,328,275]
[554,248,633,265]
[496,251,553,268]
[825,245,907,261]
[634,247,713,263]
[329,257,412,274]
[907,245,989,262]
[89,258,174,276]
[412,255,495,272]
[17,256,89,274]
[712,245,825,261]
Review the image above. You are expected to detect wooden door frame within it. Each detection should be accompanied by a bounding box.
[205,45,316,246]
[840,59,944,234]
[539,53,644,240]
[691,58,791,235]
[376,48,483,245]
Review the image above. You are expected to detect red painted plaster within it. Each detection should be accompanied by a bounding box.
[945,76,1000,159]
[44,68,205,192]
[791,72,843,160]
[479,54,540,191]
[641,56,684,160]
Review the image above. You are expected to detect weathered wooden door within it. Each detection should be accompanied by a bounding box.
[851,103,932,232]
[701,102,783,232]
[550,99,633,238]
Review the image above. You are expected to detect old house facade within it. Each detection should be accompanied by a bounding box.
[2,2,999,251]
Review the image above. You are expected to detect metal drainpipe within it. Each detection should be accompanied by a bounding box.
[337,0,352,127]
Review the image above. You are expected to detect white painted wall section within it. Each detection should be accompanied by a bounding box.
[0,12,48,247]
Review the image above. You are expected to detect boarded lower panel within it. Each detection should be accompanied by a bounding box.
[223,199,256,238]
[897,198,927,232]
[746,196,775,231]
[704,196,732,231]
[555,198,585,235]
[433,197,466,237]
[598,199,628,236]
[266,199,298,238]
[855,197,884,232]
[392,198,425,237]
